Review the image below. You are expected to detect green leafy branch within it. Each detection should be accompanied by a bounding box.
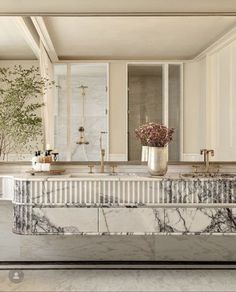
[0,65,54,160]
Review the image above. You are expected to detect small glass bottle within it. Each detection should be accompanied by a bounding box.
[32,151,38,170]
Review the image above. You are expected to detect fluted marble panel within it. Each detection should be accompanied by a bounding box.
[13,177,236,206]
[13,176,236,235]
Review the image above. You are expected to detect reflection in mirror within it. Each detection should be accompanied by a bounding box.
[128,64,163,161]
[168,65,181,161]
[54,63,108,161]
[128,64,181,161]
[0,16,236,162]
[54,64,68,161]
[0,18,50,161]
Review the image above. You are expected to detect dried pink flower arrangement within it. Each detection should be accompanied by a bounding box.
[135,122,174,147]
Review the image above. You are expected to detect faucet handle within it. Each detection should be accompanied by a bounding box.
[200,149,207,155]
[88,165,94,174]
[207,149,214,156]
[192,165,201,173]
[110,164,117,174]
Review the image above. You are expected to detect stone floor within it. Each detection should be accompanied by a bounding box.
[1,269,236,291]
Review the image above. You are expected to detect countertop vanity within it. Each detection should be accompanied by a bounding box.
[1,163,235,236]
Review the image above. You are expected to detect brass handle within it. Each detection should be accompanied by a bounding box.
[200,149,207,155]
[192,165,200,173]
[207,149,214,156]
[88,165,94,174]
[110,164,117,174]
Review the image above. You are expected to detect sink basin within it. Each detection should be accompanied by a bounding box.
[70,173,113,178]
[181,172,236,179]
[70,173,136,178]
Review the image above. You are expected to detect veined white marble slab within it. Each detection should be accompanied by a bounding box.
[0,166,234,236]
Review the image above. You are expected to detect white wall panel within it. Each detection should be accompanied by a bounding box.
[206,40,236,160]
[184,38,236,161]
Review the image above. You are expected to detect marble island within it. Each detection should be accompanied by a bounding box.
[6,170,236,236]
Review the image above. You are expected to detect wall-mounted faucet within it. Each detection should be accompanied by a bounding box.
[100,131,107,173]
[200,149,214,172]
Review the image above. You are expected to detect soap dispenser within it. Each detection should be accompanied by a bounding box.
[32,151,38,170]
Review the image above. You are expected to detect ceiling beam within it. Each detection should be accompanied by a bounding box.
[14,16,40,59]
[31,16,58,62]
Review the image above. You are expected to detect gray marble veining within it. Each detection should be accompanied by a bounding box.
[12,175,236,236]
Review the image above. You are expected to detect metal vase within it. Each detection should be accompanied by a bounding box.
[141,146,149,162]
[148,147,168,176]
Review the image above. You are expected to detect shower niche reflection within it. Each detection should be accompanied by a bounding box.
[54,63,108,161]
[128,63,182,161]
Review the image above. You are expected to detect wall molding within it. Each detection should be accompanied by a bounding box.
[194,27,236,61]
[109,154,127,161]
[182,153,202,161]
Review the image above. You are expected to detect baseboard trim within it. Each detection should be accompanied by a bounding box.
[1,261,236,270]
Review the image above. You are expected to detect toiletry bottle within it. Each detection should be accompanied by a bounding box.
[32,151,38,170]
[36,151,40,163]
[38,151,43,163]
[48,150,53,163]
[42,151,46,163]
[44,151,49,163]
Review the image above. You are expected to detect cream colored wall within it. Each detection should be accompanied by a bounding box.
[183,59,206,160]
[206,40,236,160]
[109,62,127,160]
[183,38,236,161]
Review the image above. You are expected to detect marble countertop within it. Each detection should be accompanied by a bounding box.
[8,172,236,181]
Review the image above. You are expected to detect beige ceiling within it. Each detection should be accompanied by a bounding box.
[0,17,36,60]
[1,0,236,14]
[44,16,236,60]
[1,16,236,60]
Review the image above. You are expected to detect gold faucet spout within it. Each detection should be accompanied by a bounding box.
[99,131,107,173]
[100,149,105,173]
[200,149,214,172]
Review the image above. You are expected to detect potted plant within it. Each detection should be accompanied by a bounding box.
[135,122,174,175]
[0,65,54,160]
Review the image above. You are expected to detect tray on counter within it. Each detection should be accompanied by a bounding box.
[26,169,65,176]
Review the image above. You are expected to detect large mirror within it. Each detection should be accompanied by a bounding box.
[0,16,236,162]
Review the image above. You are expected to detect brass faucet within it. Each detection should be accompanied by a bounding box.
[100,131,107,173]
[100,149,105,173]
[200,149,214,172]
